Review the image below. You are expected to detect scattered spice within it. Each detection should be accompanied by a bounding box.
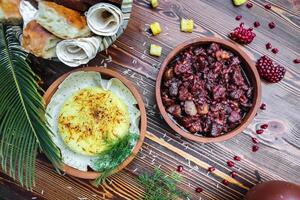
[256,129,264,134]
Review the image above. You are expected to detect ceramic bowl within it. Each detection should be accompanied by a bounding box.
[156,37,261,143]
[44,67,147,179]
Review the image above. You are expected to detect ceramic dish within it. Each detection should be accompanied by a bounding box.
[156,37,261,143]
[44,67,146,179]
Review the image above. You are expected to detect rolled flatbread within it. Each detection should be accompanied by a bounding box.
[19,0,37,27]
[86,3,123,36]
[56,37,102,67]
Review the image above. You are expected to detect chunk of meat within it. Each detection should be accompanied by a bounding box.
[184,101,197,116]
[213,85,226,100]
[169,82,178,96]
[228,111,241,123]
[167,105,182,118]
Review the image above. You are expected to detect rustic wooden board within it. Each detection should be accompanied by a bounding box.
[1,0,300,199]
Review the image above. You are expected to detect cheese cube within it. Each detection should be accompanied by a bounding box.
[150,22,162,36]
[181,18,194,33]
[151,0,159,8]
[150,44,162,57]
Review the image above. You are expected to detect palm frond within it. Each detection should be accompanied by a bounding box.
[0,24,62,190]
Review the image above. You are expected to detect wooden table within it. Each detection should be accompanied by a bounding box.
[1,0,300,199]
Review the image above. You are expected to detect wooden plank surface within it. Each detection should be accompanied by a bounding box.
[1,0,300,199]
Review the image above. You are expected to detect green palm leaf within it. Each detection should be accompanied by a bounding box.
[0,24,62,190]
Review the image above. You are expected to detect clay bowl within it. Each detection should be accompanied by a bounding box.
[44,67,147,179]
[156,37,261,143]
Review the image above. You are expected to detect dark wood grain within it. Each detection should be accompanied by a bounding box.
[1,0,300,199]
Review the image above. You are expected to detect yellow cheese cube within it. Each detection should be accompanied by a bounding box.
[150,44,162,57]
[181,19,194,33]
[151,0,159,8]
[233,0,247,6]
[150,22,162,36]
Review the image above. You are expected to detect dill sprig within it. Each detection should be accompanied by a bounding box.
[91,133,138,185]
[138,167,190,200]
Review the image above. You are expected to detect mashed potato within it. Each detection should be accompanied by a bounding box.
[58,87,130,156]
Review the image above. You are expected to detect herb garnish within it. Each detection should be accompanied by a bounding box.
[92,133,138,185]
[138,167,190,200]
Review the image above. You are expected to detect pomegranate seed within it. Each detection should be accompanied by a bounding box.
[260,103,266,110]
[266,42,272,50]
[254,21,260,28]
[234,156,241,161]
[177,165,184,172]
[252,145,259,152]
[294,59,300,64]
[269,22,276,29]
[246,2,253,8]
[264,3,272,9]
[231,171,238,178]
[272,48,279,54]
[208,167,216,172]
[235,15,242,21]
[261,124,268,129]
[227,161,235,167]
[195,187,203,193]
[256,129,264,134]
[222,179,230,185]
[252,137,259,144]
